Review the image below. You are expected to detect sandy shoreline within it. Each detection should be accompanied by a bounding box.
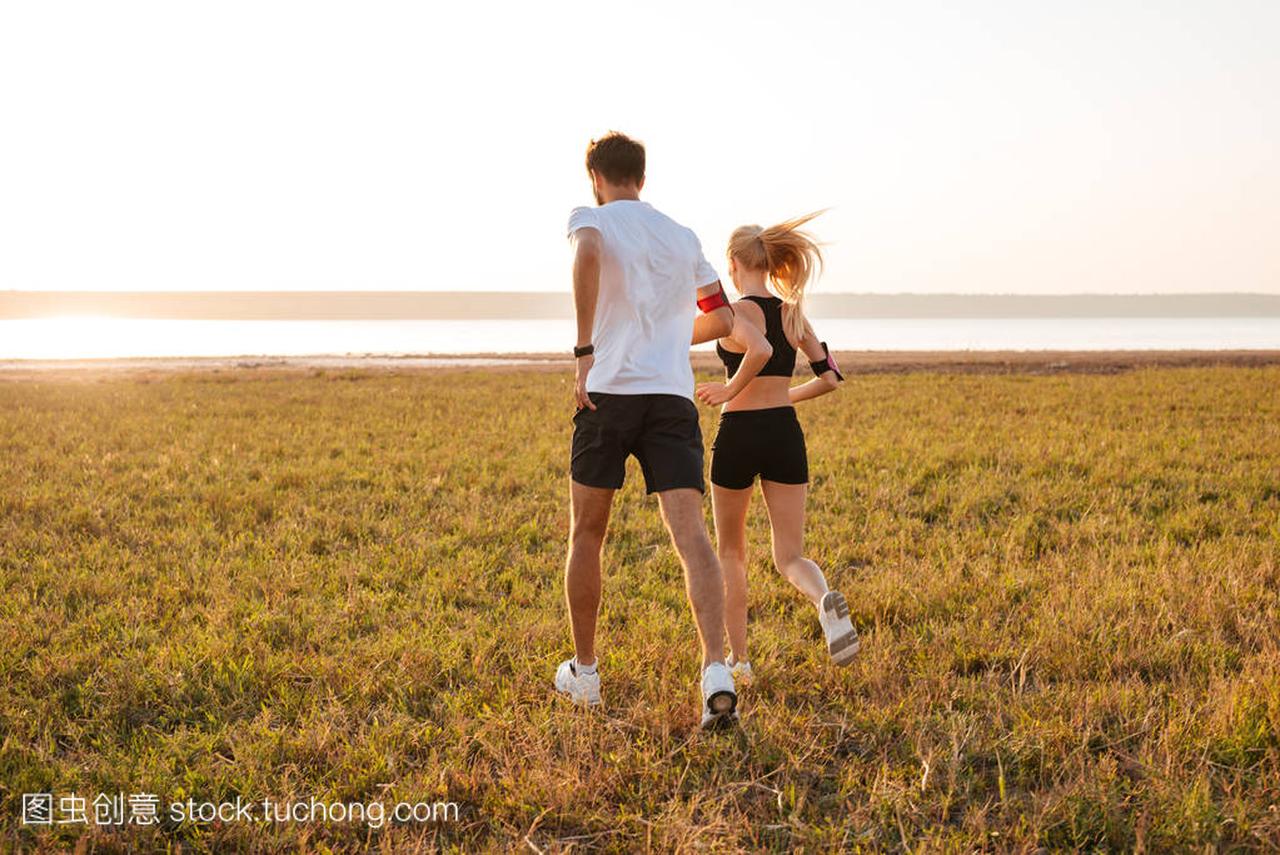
[1,350,1278,380]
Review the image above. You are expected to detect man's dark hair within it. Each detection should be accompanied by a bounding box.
[585,132,645,186]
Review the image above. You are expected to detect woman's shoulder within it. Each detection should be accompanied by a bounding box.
[732,297,767,323]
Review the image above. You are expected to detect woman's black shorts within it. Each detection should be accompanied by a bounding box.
[710,406,808,489]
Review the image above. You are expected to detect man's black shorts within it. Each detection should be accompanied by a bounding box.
[571,393,705,494]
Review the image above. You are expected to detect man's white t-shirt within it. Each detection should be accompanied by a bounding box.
[566,200,720,399]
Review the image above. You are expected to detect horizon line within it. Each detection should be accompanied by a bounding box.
[3,291,1279,321]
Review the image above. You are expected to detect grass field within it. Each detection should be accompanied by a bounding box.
[2,365,1279,852]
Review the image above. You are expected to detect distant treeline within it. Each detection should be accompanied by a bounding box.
[3,291,1278,320]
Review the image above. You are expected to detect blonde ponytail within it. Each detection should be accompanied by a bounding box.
[727,211,825,343]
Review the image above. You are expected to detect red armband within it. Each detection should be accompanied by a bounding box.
[696,285,731,314]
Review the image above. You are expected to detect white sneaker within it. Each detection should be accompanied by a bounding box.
[554,658,601,706]
[727,657,754,688]
[819,591,860,666]
[700,661,738,730]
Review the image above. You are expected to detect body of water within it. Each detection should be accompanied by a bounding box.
[0,317,1277,360]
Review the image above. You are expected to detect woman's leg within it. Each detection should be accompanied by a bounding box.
[759,480,829,606]
[711,483,754,664]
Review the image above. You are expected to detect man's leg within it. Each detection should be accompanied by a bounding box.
[657,487,726,669]
[566,480,615,666]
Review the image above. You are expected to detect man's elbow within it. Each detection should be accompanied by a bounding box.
[823,372,841,391]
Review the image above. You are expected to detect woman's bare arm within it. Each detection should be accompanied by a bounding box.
[789,316,840,404]
[695,304,773,406]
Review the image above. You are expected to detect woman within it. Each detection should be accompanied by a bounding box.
[693,212,858,685]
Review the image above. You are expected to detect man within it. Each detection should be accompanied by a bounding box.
[554,131,740,729]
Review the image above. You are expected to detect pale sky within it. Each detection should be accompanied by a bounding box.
[1,1,1277,294]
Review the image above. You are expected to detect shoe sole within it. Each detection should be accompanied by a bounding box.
[555,690,601,707]
[823,591,861,666]
[554,686,602,706]
[701,690,738,731]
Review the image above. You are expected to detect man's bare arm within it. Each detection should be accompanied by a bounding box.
[572,228,603,410]
[573,229,603,348]
[691,280,733,344]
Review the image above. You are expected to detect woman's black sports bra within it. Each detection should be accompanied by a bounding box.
[717,295,797,379]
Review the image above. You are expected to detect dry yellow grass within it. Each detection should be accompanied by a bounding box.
[1,365,1278,851]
